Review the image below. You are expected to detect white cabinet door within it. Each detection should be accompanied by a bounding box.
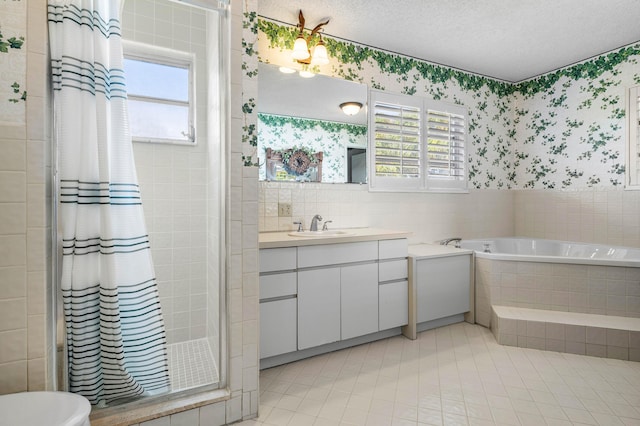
[379,280,408,330]
[416,255,471,323]
[298,267,341,350]
[260,298,297,359]
[341,263,378,340]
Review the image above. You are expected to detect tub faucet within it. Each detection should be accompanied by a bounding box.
[440,237,462,248]
[310,214,323,231]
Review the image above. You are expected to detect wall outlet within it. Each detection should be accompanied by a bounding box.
[278,203,292,217]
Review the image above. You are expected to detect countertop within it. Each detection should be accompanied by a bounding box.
[259,228,412,249]
[408,243,474,259]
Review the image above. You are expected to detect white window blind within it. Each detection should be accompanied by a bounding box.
[369,91,423,190]
[369,90,468,192]
[425,101,467,190]
[627,86,640,188]
[374,103,421,177]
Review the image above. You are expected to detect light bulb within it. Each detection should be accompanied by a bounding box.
[299,69,316,78]
[311,39,329,65]
[291,34,310,60]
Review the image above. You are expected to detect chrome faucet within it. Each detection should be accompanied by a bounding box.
[322,220,332,231]
[310,214,323,231]
[440,237,462,248]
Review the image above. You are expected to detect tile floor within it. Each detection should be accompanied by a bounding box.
[167,338,218,392]
[237,322,640,425]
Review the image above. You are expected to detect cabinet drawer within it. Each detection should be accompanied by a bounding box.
[260,298,297,359]
[379,280,408,330]
[259,247,296,273]
[379,259,408,282]
[379,239,408,259]
[259,272,296,300]
[298,241,378,268]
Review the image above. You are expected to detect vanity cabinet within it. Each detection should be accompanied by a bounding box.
[416,255,471,323]
[405,244,474,339]
[260,297,297,358]
[297,267,341,350]
[259,248,297,359]
[298,241,379,347]
[259,233,410,367]
[341,263,379,340]
[378,240,409,330]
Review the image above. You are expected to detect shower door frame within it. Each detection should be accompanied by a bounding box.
[50,0,231,409]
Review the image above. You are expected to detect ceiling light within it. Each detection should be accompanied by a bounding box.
[279,66,296,74]
[291,10,330,66]
[340,102,363,116]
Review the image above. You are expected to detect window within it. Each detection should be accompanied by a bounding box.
[369,90,468,192]
[627,86,640,188]
[123,41,195,144]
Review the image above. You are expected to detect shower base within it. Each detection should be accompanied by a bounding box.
[167,338,218,392]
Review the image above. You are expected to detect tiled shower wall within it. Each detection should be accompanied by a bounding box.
[0,1,259,424]
[122,0,210,344]
[0,0,51,394]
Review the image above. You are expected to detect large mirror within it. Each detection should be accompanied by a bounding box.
[257,62,368,183]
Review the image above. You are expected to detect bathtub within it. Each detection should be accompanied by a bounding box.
[460,237,640,327]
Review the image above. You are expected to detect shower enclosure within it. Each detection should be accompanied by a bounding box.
[53,0,228,407]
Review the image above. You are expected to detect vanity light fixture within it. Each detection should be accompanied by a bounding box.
[278,66,296,74]
[340,102,363,116]
[291,10,330,66]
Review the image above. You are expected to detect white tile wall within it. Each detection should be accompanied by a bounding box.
[259,182,515,244]
[0,0,51,395]
[475,257,640,328]
[515,189,640,248]
[123,0,210,345]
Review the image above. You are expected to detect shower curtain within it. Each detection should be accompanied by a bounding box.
[48,0,170,405]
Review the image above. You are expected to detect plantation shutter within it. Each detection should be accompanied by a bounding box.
[368,90,468,192]
[425,101,467,190]
[369,91,423,190]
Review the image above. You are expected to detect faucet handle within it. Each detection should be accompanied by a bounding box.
[322,220,332,231]
[293,221,303,232]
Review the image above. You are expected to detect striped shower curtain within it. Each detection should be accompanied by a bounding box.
[48,1,170,406]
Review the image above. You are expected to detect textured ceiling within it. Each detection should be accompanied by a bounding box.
[258,0,640,82]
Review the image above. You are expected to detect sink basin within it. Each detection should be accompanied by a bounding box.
[288,230,354,237]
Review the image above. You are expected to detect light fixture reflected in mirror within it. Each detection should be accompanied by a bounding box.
[299,69,316,78]
[340,102,363,116]
[279,66,296,74]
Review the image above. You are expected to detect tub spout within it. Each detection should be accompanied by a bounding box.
[440,237,462,248]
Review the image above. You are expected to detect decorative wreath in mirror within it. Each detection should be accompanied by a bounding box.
[281,146,318,176]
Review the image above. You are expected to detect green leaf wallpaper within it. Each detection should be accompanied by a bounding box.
[251,17,640,190]
[1,0,27,125]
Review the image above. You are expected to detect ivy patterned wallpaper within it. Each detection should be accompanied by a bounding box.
[513,48,640,189]
[0,0,27,125]
[250,17,640,191]
[257,113,367,183]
